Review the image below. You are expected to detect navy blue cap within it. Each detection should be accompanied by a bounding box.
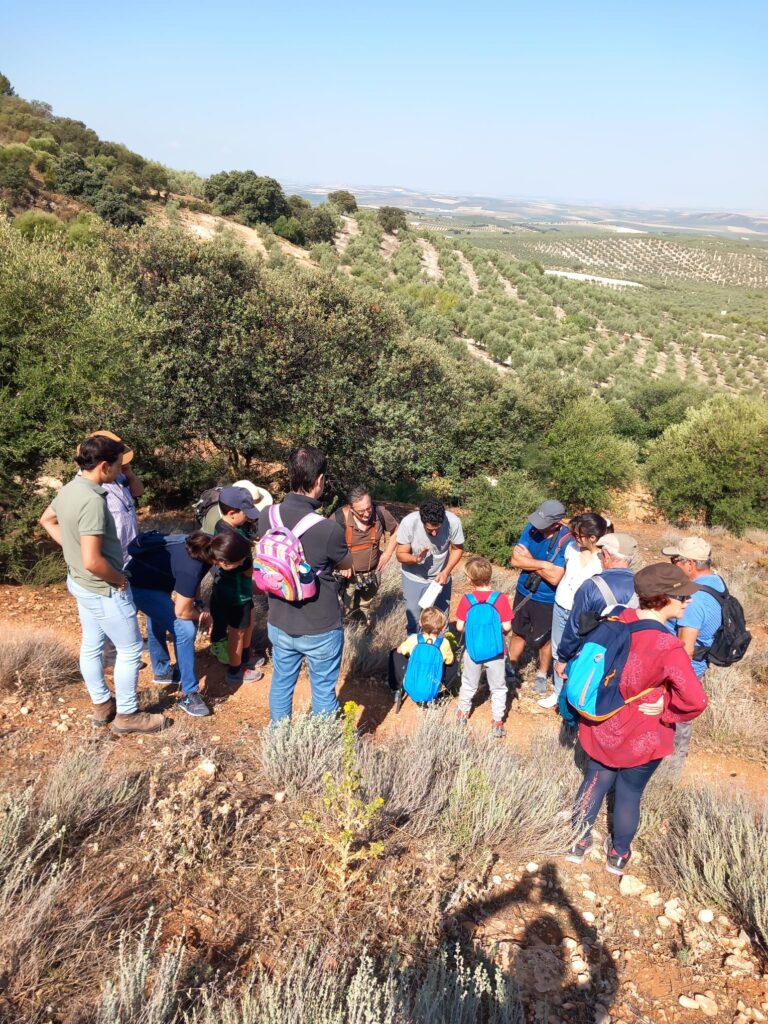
[219,485,260,520]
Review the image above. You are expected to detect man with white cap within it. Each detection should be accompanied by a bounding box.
[661,535,725,775]
[508,500,571,693]
[555,532,639,673]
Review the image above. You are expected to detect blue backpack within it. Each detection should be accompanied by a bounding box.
[403,633,446,703]
[464,593,505,663]
[564,617,668,722]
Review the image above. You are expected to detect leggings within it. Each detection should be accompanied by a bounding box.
[573,757,662,856]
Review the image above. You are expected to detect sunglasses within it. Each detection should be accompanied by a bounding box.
[666,593,692,603]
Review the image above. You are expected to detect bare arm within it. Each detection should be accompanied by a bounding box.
[80,535,126,588]
[123,465,145,499]
[436,544,464,586]
[678,626,699,660]
[39,505,63,547]
[377,531,399,572]
[396,542,428,566]
[510,544,564,585]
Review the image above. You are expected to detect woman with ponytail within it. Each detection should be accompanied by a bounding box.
[126,530,251,717]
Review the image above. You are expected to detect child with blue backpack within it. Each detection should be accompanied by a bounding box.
[454,557,514,738]
[388,607,457,712]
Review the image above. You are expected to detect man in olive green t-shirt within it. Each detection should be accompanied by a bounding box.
[40,435,165,735]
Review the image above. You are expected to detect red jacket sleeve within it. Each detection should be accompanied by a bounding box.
[658,645,709,725]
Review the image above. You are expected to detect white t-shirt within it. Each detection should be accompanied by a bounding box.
[397,510,465,583]
[554,544,602,611]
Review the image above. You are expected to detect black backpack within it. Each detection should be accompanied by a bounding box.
[693,582,751,667]
[194,487,222,526]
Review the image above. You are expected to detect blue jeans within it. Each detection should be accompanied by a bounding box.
[131,587,199,695]
[574,756,662,855]
[67,577,142,714]
[401,574,452,635]
[267,623,344,722]
[551,601,570,697]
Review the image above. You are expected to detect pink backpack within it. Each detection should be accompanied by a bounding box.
[252,505,325,601]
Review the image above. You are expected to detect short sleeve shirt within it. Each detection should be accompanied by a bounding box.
[678,573,725,677]
[456,590,513,625]
[126,536,210,598]
[51,475,123,595]
[514,524,571,605]
[333,504,398,573]
[554,544,602,611]
[398,633,454,665]
[397,511,465,583]
[102,475,139,564]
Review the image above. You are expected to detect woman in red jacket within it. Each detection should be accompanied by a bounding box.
[565,563,708,875]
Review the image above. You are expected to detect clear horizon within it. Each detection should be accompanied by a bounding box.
[4,0,767,210]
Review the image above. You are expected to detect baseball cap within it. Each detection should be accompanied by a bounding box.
[219,485,260,520]
[233,479,273,511]
[528,500,566,531]
[661,536,712,561]
[634,563,700,601]
[87,430,133,464]
[596,532,637,559]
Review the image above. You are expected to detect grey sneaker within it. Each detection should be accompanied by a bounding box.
[565,837,593,864]
[533,673,548,694]
[225,665,264,685]
[178,693,210,718]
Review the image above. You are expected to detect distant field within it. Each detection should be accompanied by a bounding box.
[332,211,768,397]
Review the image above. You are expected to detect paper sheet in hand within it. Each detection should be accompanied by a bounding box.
[418,580,443,610]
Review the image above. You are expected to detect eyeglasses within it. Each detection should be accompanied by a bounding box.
[670,555,689,565]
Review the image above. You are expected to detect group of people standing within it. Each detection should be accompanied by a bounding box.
[40,436,737,876]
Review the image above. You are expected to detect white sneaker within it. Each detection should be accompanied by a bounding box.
[537,693,558,709]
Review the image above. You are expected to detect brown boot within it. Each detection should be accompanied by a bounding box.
[111,711,167,735]
[90,697,116,727]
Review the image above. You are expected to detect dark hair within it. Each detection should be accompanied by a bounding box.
[348,484,371,505]
[419,500,446,527]
[288,445,327,493]
[75,435,126,471]
[573,512,608,542]
[638,594,672,611]
[218,501,239,516]
[185,530,251,565]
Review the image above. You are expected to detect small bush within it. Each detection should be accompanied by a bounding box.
[0,632,79,693]
[260,712,343,796]
[646,785,768,948]
[95,919,183,1024]
[693,667,768,751]
[12,210,66,240]
[464,471,546,566]
[273,215,306,246]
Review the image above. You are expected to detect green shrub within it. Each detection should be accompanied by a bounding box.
[0,142,35,194]
[12,210,65,240]
[27,136,59,155]
[328,189,357,213]
[378,205,407,234]
[272,214,305,246]
[645,395,768,533]
[545,396,638,509]
[464,471,546,565]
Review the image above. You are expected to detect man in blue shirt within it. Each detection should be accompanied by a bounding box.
[555,532,639,669]
[508,500,571,693]
[661,535,724,776]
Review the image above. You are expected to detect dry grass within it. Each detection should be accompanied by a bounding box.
[260,712,344,795]
[95,919,183,1024]
[0,631,79,693]
[644,785,768,949]
[694,666,768,751]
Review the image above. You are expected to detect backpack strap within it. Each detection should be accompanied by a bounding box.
[592,574,618,610]
[292,512,324,538]
[466,594,478,607]
[693,583,727,605]
[269,505,282,530]
[487,591,501,607]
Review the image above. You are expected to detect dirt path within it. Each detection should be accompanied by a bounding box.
[416,237,443,280]
[179,210,269,257]
[380,231,401,261]
[334,214,359,256]
[495,268,526,304]
[463,338,511,374]
[454,250,481,293]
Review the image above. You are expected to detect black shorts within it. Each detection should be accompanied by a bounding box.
[512,592,554,648]
[213,596,253,632]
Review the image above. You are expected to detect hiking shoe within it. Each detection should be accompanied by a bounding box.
[604,836,631,875]
[455,708,469,725]
[243,651,267,670]
[178,693,211,718]
[538,693,558,709]
[90,697,116,727]
[565,837,593,864]
[533,673,548,694]
[111,711,167,735]
[209,639,229,664]
[491,720,506,739]
[152,671,178,686]
[225,665,264,685]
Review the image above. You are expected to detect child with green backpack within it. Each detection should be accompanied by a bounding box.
[454,557,514,738]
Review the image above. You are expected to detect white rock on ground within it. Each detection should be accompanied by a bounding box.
[694,993,718,1016]
[678,994,698,1009]
[697,908,714,924]
[619,875,646,897]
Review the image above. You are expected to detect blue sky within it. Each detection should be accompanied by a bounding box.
[4,0,767,208]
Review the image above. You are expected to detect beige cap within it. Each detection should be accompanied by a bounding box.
[597,532,638,558]
[661,536,711,561]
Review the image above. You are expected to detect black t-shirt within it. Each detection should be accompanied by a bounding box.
[126,534,210,598]
[258,492,348,636]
